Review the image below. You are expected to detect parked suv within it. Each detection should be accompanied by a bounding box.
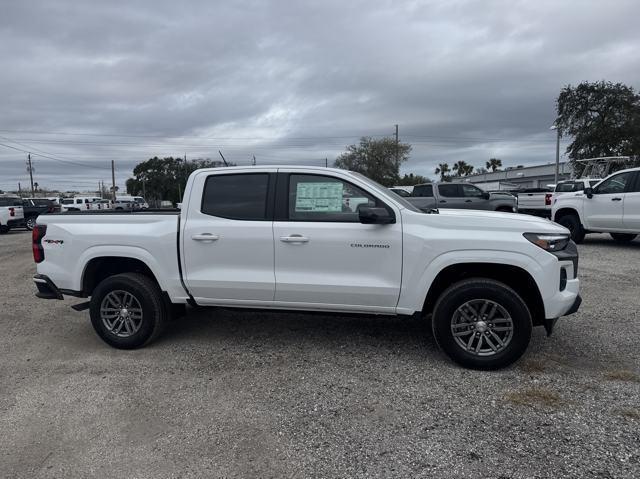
[407,182,517,213]
[0,197,25,234]
[552,167,640,243]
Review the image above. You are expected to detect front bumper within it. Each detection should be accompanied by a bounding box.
[33,274,63,300]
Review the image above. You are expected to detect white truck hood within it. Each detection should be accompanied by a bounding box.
[422,208,568,234]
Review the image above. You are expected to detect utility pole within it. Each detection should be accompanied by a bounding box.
[252,155,256,166]
[18,182,22,198]
[325,157,328,168]
[142,179,146,198]
[550,124,560,185]
[394,124,399,171]
[27,153,35,196]
[111,160,116,201]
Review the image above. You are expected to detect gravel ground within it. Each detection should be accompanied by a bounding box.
[0,229,639,478]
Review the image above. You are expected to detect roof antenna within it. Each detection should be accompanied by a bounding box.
[218,150,229,167]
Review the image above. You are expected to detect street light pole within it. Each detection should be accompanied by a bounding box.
[551,125,560,184]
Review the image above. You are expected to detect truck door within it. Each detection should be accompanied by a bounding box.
[583,171,633,230]
[182,171,276,304]
[273,172,402,311]
[623,172,640,230]
[436,184,465,208]
[460,184,491,209]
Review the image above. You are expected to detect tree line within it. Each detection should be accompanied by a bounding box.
[126,80,640,201]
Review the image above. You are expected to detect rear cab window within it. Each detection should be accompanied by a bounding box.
[412,184,433,197]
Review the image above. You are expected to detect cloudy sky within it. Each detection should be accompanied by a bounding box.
[1,0,639,192]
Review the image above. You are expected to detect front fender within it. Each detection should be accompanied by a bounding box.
[396,249,543,313]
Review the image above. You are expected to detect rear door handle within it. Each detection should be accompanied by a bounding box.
[439,200,446,203]
[192,233,219,242]
[465,200,472,203]
[280,234,309,243]
[611,197,622,201]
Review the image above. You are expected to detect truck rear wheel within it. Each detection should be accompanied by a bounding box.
[89,273,166,349]
[610,233,637,243]
[557,214,585,244]
[431,278,532,370]
[0,225,8,234]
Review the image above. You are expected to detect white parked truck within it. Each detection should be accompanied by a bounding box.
[0,197,25,234]
[32,166,581,369]
[552,167,640,243]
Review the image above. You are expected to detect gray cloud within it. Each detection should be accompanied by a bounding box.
[1,0,639,191]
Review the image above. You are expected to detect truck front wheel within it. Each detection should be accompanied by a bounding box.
[89,273,166,349]
[557,214,585,244]
[431,278,532,370]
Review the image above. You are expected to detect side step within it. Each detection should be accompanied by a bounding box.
[71,301,90,312]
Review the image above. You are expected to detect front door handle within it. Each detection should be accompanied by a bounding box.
[611,197,623,201]
[192,233,219,242]
[439,200,446,203]
[465,199,472,203]
[280,234,309,243]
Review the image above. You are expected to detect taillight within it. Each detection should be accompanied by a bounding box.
[86,203,90,210]
[32,224,47,263]
[545,194,552,206]
[9,207,15,217]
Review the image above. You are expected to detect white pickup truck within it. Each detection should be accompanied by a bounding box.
[32,166,581,369]
[552,167,640,243]
[0,197,25,234]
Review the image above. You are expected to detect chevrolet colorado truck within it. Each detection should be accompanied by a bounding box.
[32,166,581,369]
[552,167,640,243]
[407,182,517,213]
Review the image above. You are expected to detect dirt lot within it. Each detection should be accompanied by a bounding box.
[1,229,639,478]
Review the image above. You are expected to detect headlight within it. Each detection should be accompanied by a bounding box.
[523,232,570,251]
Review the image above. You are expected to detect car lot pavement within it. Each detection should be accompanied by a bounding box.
[1,229,639,478]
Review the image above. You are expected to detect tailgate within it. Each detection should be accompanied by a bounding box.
[517,193,547,210]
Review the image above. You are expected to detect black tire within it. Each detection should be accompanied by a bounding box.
[25,216,36,231]
[0,225,9,234]
[557,214,585,244]
[89,273,166,349]
[432,278,532,370]
[610,233,637,243]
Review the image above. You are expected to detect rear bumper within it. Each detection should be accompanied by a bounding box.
[33,274,63,300]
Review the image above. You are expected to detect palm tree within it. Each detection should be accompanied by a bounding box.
[486,158,502,172]
[452,160,472,176]
[434,163,450,181]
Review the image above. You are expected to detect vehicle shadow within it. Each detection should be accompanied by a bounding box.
[161,307,443,360]
[581,236,640,248]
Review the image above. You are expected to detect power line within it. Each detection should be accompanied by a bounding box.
[0,139,111,170]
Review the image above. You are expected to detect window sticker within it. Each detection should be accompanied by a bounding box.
[295,182,343,212]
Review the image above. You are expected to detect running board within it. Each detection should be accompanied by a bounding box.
[71,301,90,312]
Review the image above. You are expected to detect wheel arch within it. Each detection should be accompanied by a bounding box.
[81,255,161,296]
[553,207,581,224]
[421,262,545,326]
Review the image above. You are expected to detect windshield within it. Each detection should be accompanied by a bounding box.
[350,172,423,212]
[555,182,581,192]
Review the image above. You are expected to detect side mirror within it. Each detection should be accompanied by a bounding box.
[358,206,395,224]
[482,192,490,200]
[584,187,593,199]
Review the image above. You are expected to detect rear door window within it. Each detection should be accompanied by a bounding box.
[202,173,270,220]
[438,184,460,198]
